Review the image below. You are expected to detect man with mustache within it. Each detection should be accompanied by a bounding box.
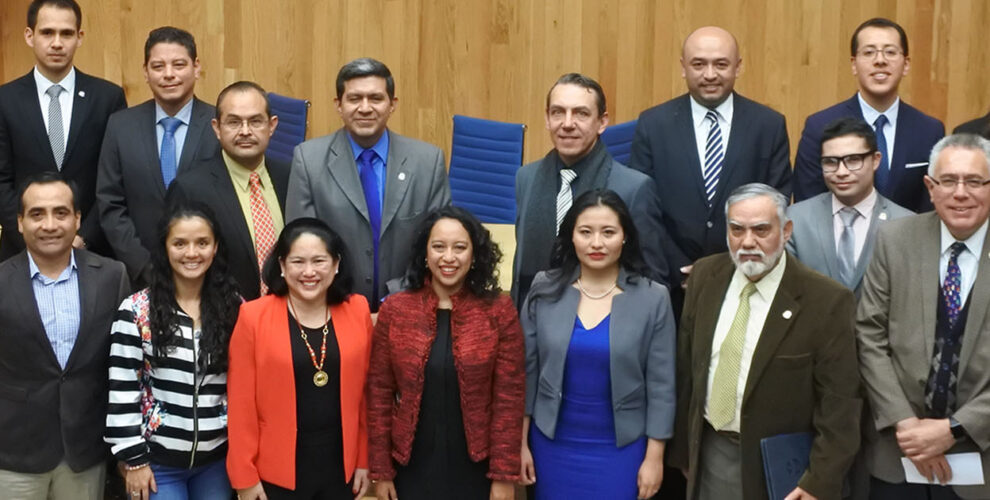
[793,18,944,213]
[670,183,861,500]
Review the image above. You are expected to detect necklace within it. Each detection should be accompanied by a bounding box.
[576,278,617,299]
[287,299,331,387]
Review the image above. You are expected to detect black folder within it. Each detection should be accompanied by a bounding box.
[760,431,814,500]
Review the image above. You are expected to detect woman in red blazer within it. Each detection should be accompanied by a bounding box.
[367,206,525,500]
[228,218,371,500]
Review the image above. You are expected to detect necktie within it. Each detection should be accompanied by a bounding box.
[703,110,724,206]
[358,149,381,302]
[836,207,860,288]
[159,117,182,188]
[248,171,276,295]
[709,282,757,430]
[556,169,577,234]
[925,241,967,416]
[942,242,965,329]
[873,115,890,193]
[46,85,65,169]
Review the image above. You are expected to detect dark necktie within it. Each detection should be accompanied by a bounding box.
[703,110,724,206]
[925,242,966,417]
[159,117,182,188]
[358,149,381,301]
[873,115,890,193]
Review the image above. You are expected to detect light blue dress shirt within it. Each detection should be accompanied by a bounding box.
[155,99,195,166]
[28,250,81,369]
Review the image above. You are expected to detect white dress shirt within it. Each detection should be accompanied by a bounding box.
[154,99,194,162]
[939,220,988,305]
[832,188,878,264]
[690,94,734,175]
[858,93,900,168]
[33,66,75,152]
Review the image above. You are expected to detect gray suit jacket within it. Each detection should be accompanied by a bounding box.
[857,213,990,498]
[521,268,676,446]
[286,129,451,306]
[786,192,913,295]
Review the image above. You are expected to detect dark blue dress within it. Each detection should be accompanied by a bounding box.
[530,315,647,499]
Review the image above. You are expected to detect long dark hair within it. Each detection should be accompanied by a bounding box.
[404,206,502,299]
[262,217,354,305]
[149,201,241,373]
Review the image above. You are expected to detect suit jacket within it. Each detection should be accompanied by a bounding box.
[786,192,913,295]
[857,213,990,498]
[671,253,861,500]
[0,249,129,473]
[97,97,220,282]
[285,129,451,306]
[954,111,990,138]
[166,153,290,300]
[522,268,676,447]
[0,69,126,260]
[793,95,945,212]
[226,293,371,490]
[629,92,792,286]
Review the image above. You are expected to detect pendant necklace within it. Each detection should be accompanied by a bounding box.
[288,298,331,387]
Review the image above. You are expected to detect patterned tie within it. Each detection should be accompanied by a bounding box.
[248,171,276,295]
[703,110,725,205]
[836,207,859,288]
[925,241,967,416]
[873,115,890,194]
[942,242,965,329]
[46,85,65,169]
[556,168,577,234]
[709,282,757,430]
[358,149,381,302]
[159,117,182,188]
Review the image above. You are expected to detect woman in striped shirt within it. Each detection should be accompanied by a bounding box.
[105,201,242,500]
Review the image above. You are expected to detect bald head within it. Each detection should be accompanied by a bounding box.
[681,26,741,108]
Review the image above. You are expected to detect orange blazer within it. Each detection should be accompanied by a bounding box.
[226,294,372,490]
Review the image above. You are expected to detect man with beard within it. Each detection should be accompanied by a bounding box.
[670,183,861,500]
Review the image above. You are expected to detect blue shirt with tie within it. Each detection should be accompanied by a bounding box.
[347,130,390,207]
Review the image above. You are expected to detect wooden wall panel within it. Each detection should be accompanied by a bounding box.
[2,0,988,165]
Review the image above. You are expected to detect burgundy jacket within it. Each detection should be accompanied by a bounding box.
[367,286,525,481]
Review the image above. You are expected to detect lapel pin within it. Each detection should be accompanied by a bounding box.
[78,90,85,98]
[879,212,887,221]
[397,172,406,181]
[782,310,792,319]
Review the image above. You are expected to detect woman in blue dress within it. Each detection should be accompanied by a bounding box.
[520,189,676,499]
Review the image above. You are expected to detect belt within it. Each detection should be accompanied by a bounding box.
[706,421,740,445]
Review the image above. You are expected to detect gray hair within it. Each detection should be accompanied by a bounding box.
[724,183,790,225]
[928,133,990,177]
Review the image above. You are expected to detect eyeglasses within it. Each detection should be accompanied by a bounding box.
[856,46,904,60]
[821,151,876,172]
[929,176,990,192]
[220,117,268,131]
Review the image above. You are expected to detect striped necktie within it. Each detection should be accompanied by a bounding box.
[703,110,724,205]
[556,168,577,234]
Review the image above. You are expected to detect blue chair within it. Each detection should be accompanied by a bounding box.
[266,92,310,165]
[600,118,638,166]
[448,115,526,224]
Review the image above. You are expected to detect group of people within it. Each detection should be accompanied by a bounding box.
[2,1,990,500]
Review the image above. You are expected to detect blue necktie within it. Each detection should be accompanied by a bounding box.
[703,110,724,206]
[873,115,890,194]
[358,149,381,302]
[159,117,182,188]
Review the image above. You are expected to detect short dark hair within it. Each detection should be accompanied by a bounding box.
[215,81,271,120]
[821,117,878,152]
[335,58,394,100]
[17,171,79,214]
[144,26,197,65]
[262,218,354,305]
[851,18,909,57]
[27,0,81,30]
[546,73,607,117]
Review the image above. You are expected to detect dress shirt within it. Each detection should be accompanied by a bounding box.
[154,99,194,162]
[690,93,734,174]
[33,66,75,152]
[705,252,786,432]
[831,188,877,264]
[347,130,390,208]
[222,151,285,241]
[939,220,988,305]
[28,249,81,369]
[857,93,900,167]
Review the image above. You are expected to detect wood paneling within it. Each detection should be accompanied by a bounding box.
[2,0,988,165]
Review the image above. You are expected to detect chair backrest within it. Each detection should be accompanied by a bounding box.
[448,115,526,224]
[266,92,310,165]
[600,118,638,166]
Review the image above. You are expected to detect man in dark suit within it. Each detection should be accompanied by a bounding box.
[513,73,669,307]
[670,183,861,500]
[0,172,128,499]
[97,26,219,286]
[954,111,990,139]
[286,58,450,310]
[0,0,126,261]
[168,81,289,300]
[793,18,944,212]
[629,26,792,294]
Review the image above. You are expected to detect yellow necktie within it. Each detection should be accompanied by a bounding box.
[709,282,757,430]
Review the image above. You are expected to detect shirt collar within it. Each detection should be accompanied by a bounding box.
[729,250,787,302]
[347,129,390,164]
[940,219,989,256]
[857,92,900,127]
[155,97,195,124]
[222,150,268,192]
[831,187,878,217]
[34,66,76,98]
[27,248,77,281]
[689,93,734,129]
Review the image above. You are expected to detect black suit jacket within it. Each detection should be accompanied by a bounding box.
[954,111,990,138]
[0,250,129,473]
[166,153,290,300]
[97,97,220,282]
[0,69,126,260]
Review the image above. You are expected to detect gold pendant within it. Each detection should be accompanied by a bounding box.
[313,370,329,387]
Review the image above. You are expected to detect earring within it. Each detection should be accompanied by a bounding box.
[280,271,284,277]
[335,269,339,274]
[622,240,626,244]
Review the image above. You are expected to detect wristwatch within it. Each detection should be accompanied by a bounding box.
[949,416,968,441]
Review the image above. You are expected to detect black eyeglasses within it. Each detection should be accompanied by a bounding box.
[821,151,876,172]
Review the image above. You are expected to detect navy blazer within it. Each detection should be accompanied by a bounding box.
[792,95,944,212]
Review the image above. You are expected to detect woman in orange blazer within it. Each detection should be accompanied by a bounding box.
[227,218,371,500]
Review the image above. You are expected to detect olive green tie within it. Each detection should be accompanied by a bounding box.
[709,282,757,430]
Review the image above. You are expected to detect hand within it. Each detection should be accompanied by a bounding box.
[637,454,663,499]
[896,418,954,461]
[680,265,693,290]
[490,480,514,500]
[72,235,86,249]
[519,444,536,485]
[123,464,157,500]
[352,468,370,500]
[236,482,268,500]
[908,454,953,485]
[783,486,818,500]
[375,480,397,500]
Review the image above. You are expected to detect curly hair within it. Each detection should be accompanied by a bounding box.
[404,206,502,299]
[261,217,354,305]
[148,201,242,374]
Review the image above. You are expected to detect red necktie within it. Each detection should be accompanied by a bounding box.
[249,171,276,295]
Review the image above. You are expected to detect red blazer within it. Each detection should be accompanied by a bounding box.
[367,286,525,481]
[227,294,372,490]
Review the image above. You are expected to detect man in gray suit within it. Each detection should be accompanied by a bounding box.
[858,134,990,499]
[286,58,450,310]
[787,117,913,296]
[513,73,669,307]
